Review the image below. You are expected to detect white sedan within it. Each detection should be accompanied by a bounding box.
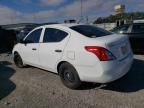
[13,24,133,89]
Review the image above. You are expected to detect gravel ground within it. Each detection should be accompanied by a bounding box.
[0,53,144,108]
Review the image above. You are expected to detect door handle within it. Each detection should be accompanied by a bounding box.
[32,48,37,50]
[55,49,62,53]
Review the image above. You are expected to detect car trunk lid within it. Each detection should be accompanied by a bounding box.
[94,34,131,60]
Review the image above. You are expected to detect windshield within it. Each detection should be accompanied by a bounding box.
[70,25,112,38]
[112,25,129,33]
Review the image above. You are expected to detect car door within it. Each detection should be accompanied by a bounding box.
[21,28,43,66]
[39,27,69,72]
[128,24,144,51]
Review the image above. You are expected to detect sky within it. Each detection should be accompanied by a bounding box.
[0,0,144,25]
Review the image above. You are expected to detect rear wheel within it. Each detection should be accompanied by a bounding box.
[14,53,24,68]
[59,63,81,89]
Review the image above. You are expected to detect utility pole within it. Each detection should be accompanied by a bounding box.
[80,0,83,21]
[78,0,84,23]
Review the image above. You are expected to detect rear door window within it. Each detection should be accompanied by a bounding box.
[43,28,68,43]
[132,24,144,33]
[70,25,112,38]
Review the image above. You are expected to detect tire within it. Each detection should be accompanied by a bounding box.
[14,53,24,68]
[59,63,81,89]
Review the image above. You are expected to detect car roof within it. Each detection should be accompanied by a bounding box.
[119,23,144,26]
[39,23,88,28]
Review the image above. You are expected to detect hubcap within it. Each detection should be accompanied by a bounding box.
[64,71,75,82]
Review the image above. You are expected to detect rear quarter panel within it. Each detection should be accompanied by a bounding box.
[60,31,106,67]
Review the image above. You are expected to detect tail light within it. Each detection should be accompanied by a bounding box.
[85,46,116,61]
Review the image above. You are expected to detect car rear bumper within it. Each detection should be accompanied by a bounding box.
[75,52,133,83]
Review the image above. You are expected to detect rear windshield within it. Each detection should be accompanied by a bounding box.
[70,25,112,38]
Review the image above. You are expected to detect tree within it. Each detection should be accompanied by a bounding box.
[94,12,144,24]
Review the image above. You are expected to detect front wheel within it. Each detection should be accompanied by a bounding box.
[14,53,24,68]
[59,63,81,89]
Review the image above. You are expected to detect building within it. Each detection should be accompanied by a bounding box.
[114,4,125,14]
